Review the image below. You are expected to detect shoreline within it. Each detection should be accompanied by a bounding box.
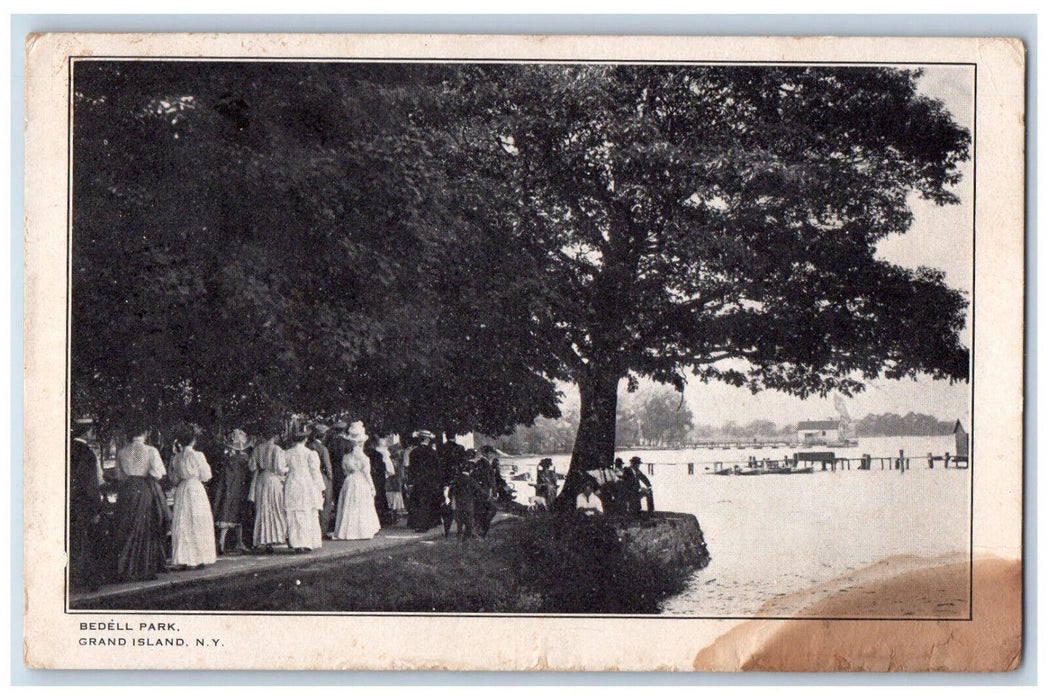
[77,513,708,614]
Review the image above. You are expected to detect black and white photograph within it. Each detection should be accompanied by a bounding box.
[22,33,1024,672]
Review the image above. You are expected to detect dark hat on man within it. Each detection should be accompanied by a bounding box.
[538,457,554,468]
[614,457,624,467]
[629,456,643,465]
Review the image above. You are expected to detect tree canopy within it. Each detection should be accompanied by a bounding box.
[429,64,970,501]
[72,61,970,486]
[71,61,559,437]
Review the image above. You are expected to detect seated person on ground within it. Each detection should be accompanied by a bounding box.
[575,481,603,517]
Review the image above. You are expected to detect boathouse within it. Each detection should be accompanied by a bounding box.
[797,420,840,444]
[954,420,969,467]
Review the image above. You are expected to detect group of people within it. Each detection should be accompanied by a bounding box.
[68,415,656,591]
[68,416,462,592]
[577,456,655,517]
[398,430,513,540]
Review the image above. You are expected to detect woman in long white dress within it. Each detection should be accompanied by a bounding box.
[333,421,381,540]
[168,425,217,569]
[249,429,288,553]
[283,428,325,551]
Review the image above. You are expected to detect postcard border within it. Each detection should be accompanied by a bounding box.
[62,53,978,623]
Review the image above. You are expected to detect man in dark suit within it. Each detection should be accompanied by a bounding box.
[447,465,495,541]
[70,418,105,591]
[437,436,466,485]
[325,420,350,510]
[365,438,390,523]
[622,456,654,515]
[407,431,441,532]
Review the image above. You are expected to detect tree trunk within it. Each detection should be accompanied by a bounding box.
[555,366,621,510]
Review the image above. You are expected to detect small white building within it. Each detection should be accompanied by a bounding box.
[797,420,840,444]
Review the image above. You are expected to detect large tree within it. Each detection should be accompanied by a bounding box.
[435,64,970,505]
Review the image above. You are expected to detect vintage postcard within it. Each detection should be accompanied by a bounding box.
[23,33,1024,671]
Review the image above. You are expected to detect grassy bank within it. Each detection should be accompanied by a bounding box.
[89,514,708,614]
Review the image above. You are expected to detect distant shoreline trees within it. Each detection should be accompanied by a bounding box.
[492,407,959,454]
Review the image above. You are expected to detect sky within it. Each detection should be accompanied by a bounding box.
[576,65,976,428]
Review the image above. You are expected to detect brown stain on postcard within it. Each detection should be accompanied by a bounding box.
[694,556,1020,672]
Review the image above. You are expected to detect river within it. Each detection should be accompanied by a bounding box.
[502,435,972,617]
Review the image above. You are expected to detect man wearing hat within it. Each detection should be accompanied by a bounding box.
[212,428,253,554]
[621,456,654,515]
[406,430,440,532]
[307,424,335,536]
[446,461,493,541]
[535,457,558,510]
[70,417,105,591]
[470,445,496,495]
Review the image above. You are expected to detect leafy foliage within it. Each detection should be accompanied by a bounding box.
[854,412,957,437]
[72,61,559,436]
[616,384,694,447]
[73,62,970,485]
[430,64,970,492]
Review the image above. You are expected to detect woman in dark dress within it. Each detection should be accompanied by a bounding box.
[211,428,252,554]
[112,424,169,582]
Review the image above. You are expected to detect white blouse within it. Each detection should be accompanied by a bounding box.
[116,437,166,480]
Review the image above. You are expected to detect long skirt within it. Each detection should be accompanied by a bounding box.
[113,476,168,582]
[333,473,380,540]
[253,472,288,546]
[171,479,217,567]
[408,482,443,531]
[287,510,322,549]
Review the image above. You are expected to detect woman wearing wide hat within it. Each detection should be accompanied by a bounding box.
[168,424,218,569]
[112,423,170,582]
[211,428,252,554]
[283,426,325,551]
[332,421,381,540]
